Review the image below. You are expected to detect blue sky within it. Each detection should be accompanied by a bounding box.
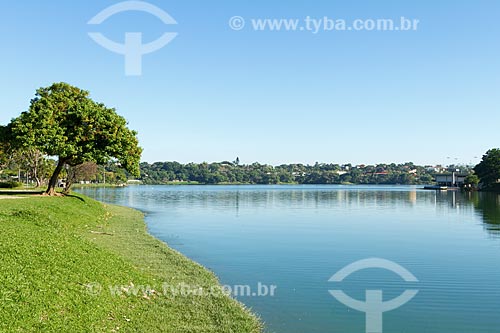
[0,0,498,165]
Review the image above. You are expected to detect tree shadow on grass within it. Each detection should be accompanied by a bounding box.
[64,194,86,203]
[0,190,44,196]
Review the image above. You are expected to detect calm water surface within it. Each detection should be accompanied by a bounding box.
[77,185,500,333]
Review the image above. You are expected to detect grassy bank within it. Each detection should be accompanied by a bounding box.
[0,194,262,332]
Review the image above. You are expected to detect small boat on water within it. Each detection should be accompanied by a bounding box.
[423,185,459,191]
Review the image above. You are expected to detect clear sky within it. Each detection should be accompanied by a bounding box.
[0,0,498,166]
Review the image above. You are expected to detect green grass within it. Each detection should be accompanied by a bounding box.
[0,194,262,333]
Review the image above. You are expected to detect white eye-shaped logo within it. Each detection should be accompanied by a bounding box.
[88,1,178,76]
[329,258,419,333]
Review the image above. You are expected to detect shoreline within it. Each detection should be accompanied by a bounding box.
[0,193,262,332]
[75,182,428,187]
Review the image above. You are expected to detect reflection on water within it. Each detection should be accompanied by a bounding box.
[80,186,500,238]
[467,192,500,236]
[77,185,500,333]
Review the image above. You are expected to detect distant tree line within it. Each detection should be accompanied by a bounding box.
[4,148,497,189]
[138,160,441,185]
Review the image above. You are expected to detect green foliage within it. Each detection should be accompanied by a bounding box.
[0,125,12,168]
[0,125,7,144]
[0,195,262,332]
[8,83,142,194]
[474,149,500,188]
[465,174,480,186]
[0,181,23,188]
[139,161,436,185]
[419,174,434,183]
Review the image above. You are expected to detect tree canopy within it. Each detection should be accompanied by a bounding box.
[474,148,500,189]
[9,82,142,195]
[138,161,439,185]
[0,125,8,168]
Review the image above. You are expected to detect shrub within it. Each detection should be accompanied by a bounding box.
[0,181,23,189]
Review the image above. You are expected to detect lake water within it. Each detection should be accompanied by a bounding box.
[77,185,500,333]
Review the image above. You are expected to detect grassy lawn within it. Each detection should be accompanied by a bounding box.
[0,194,262,333]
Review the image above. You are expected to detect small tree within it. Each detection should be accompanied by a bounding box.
[10,148,51,188]
[474,149,500,189]
[9,83,142,195]
[464,174,480,187]
[64,162,99,194]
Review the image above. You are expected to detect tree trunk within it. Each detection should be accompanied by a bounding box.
[46,158,65,196]
[33,153,39,187]
[63,180,73,195]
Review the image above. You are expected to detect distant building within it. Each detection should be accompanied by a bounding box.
[434,172,467,187]
[427,165,446,173]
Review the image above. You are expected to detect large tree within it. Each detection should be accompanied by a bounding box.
[474,148,500,189]
[9,83,142,195]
